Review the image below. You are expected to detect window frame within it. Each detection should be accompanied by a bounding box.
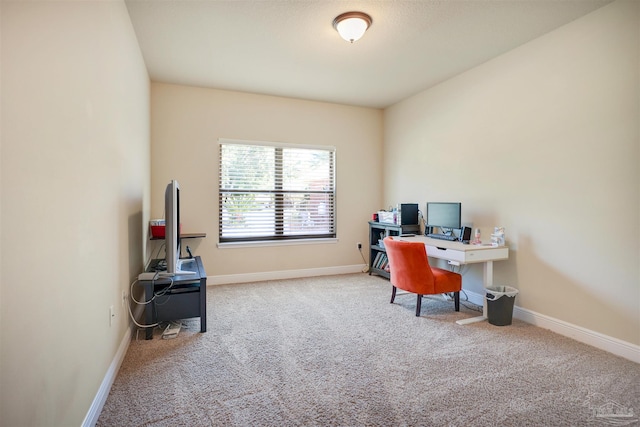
[217,138,337,247]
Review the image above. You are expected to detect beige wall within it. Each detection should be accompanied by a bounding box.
[0,1,149,425]
[384,0,639,345]
[150,83,382,280]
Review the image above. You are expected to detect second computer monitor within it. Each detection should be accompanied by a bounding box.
[400,203,419,225]
[426,202,461,231]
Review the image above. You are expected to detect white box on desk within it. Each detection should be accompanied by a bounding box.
[377,211,395,224]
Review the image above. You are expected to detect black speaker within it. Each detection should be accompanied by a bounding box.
[400,203,419,225]
[460,226,472,244]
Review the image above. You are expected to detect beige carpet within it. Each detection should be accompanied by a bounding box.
[98,273,639,426]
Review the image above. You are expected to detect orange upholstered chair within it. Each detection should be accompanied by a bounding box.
[383,236,462,316]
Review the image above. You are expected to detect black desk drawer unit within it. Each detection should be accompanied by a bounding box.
[154,287,201,321]
[138,256,207,339]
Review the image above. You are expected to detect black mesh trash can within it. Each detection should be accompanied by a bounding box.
[485,286,518,326]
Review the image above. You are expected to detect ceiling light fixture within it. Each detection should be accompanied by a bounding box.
[332,11,372,43]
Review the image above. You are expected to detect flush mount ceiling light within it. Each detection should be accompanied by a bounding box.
[332,11,372,43]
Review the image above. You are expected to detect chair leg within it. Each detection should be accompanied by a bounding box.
[416,294,422,316]
[390,286,397,303]
[454,291,460,312]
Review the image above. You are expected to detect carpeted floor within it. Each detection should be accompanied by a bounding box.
[98,273,639,426]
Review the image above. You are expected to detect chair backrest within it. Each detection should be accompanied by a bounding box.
[383,237,436,295]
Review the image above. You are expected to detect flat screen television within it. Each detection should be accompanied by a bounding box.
[162,180,195,276]
[425,202,462,232]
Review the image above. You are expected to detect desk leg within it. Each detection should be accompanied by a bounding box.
[455,260,493,325]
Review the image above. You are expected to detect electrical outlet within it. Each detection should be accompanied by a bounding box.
[357,242,362,250]
[109,305,115,326]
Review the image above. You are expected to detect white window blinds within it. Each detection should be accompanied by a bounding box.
[219,139,336,243]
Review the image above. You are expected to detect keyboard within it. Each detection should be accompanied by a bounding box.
[427,233,458,242]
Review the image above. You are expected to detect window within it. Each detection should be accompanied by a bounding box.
[218,139,336,244]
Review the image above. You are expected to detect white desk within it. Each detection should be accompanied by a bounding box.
[395,235,509,325]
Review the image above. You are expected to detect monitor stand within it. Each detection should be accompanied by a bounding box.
[177,258,197,274]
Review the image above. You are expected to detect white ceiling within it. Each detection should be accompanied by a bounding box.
[125,0,613,109]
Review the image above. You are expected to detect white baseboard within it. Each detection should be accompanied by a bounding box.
[208,264,367,285]
[464,289,640,364]
[513,306,640,364]
[82,326,132,427]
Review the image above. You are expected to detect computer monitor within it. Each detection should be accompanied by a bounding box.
[425,202,461,233]
[162,180,195,276]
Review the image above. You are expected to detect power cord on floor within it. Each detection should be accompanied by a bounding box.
[430,291,483,313]
[358,245,369,273]
[442,265,482,312]
[459,290,483,312]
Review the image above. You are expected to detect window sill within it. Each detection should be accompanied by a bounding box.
[217,238,338,249]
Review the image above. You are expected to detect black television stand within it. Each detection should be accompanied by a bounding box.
[137,255,207,339]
